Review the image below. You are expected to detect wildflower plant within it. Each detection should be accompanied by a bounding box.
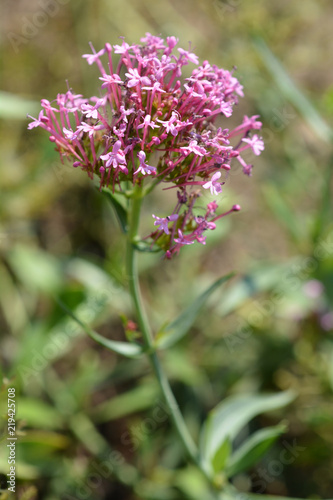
[28,34,299,498]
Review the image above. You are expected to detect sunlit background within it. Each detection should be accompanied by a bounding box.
[0,0,333,499]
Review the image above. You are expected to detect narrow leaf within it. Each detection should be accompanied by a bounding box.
[212,437,231,474]
[0,91,39,119]
[200,390,296,470]
[16,398,64,430]
[8,245,62,293]
[253,37,333,143]
[312,154,333,244]
[92,383,159,422]
[56,298,144,358]
[217,264,288,317]
[101,187,128,233]
[86,329,144,357]
[225,424,286,477]
[262,184,304,243]
[157,273,234,350]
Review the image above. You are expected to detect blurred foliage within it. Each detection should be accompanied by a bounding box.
[1,0,333,499]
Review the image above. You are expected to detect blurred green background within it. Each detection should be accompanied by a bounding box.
[0,0,333,499]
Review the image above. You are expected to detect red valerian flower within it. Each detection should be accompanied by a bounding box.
[28,33,264,257]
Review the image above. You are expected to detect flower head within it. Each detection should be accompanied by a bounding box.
[28,33,263,257]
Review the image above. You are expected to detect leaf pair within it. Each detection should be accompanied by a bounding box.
[58,271,234,358]
[56,298,144,358]
[156,273,235,350]
[199,390,296,478]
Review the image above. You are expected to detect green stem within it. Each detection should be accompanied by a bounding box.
[126,184,199,464]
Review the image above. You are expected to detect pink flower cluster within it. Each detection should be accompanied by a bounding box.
[28,33,264,257]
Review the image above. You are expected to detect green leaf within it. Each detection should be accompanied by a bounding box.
[312,154,333,244]
[217,263,289,317]
[101,187,128,233]
[253,37,333,143]
[65,257,129,309]
[262,184,304,243]
[212,438,231,474]
[16,398,64,430]
[8,245,63,294]
[92,382,159,422]
[0,91,39,120]
[0,456,39,480]
[200,390,296,473]
[175,465,217,500]
[56,298,144,358]
[225,424,286,477]
[84,328,144,358]
[156,273,234,350]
